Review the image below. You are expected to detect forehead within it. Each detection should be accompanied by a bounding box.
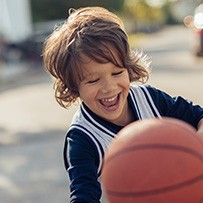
[79,49,121,75]
[80,55,111,75]
[72,43,124,84]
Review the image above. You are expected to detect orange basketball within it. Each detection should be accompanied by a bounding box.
[101,118,203,203]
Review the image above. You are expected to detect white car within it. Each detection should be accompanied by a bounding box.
[184,4,203,56]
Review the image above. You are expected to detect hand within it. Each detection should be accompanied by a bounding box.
[196,118,203,141]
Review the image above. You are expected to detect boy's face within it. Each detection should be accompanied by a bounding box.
[78,54,131,126]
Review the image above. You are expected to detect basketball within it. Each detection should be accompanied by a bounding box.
[101,118,203,203]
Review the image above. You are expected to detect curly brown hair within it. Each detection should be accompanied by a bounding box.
[43,6,150,108]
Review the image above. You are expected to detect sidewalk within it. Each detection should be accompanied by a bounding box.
[0,61,77,203]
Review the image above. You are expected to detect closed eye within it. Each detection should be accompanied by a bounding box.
[87,78,99,84]
[112,71,123,76]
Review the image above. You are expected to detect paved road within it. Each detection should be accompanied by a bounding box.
[0,70,74,203]
[142,25,203,105]
[0,25,203,203]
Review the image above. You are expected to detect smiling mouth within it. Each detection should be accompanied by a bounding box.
[99,94,120,108]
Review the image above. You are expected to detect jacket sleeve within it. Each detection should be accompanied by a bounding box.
[147,85,203,129]
[63,130,102,203]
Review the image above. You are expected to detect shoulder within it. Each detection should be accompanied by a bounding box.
[130,84,167,99]
[129,84,178,115]
[64,127,100,163]
[67,127,98,150]
[130,84,158,92]
[132,84,174,101]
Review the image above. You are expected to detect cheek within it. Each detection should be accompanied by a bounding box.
[126,70,132,82]
[121,75,131,95]
[122,72,131,86]
[78,84,85,100]
[78,85,97,102]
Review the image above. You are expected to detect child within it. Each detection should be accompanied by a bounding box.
[43,6,203,203]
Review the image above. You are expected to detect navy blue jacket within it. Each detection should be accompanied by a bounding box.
[63,85,203,203]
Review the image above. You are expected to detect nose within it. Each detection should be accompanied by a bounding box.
[100,77,117,94]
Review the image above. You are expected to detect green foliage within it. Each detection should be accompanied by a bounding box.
[161,1,178,24]
[30,0,124,23]
[64,0,124,11]
[30,0,69,22]
[124,0,166,24]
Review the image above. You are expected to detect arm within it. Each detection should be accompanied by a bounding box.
[197,118,203,140]
[147,86,203,129]
[64,131,102,203]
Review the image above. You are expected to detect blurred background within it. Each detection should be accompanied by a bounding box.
[0,0,203,203]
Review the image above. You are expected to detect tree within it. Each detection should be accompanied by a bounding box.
[30,0,124,23]
[123,0,172,32]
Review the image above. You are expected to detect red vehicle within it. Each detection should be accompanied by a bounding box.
[184,4,203,56]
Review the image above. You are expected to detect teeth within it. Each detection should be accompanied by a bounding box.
[101,95,117,102]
